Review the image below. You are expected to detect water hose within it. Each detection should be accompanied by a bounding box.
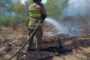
[8,19,42,60]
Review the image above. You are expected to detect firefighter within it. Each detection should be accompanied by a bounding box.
[27,0,46,51]
[27,0,72,53]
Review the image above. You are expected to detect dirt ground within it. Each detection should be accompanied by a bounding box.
[0,27,90,60]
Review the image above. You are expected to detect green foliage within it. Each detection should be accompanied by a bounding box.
[45,0,58,18]
[45,0,68,18]
[0,16,28,26]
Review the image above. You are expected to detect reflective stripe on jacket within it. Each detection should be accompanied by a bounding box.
[28,3,43,29]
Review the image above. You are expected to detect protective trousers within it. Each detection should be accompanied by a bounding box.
[28,28,43,50]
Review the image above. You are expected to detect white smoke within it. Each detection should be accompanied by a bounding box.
[62,0,90,16]
[60,0,90,36]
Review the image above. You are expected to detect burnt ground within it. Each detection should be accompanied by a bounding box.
[0,27,90,60]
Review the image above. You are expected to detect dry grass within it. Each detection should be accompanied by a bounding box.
[0,27,90,60]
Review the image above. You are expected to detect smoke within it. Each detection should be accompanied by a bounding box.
[60,0,90,35]
[61,0,90,17]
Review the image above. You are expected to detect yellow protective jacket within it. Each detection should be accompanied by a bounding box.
[28,2,44,29]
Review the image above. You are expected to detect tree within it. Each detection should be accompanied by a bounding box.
[12,4,25,13]
[11,0,28,16]
[45,0,69,18]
